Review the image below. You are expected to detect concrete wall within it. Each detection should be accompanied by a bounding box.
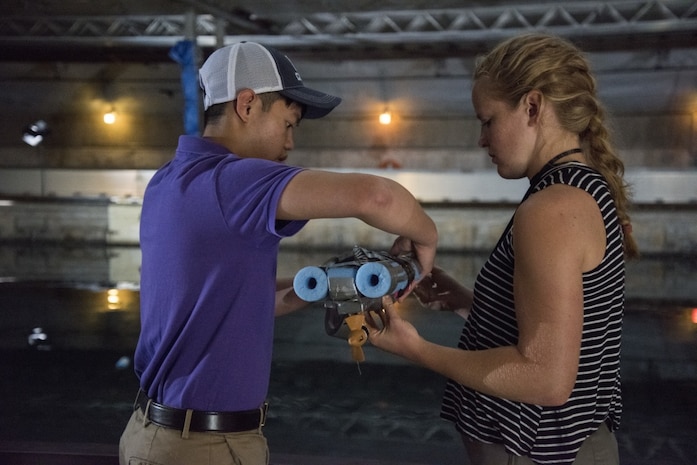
[0,190,695,256]
[0,167,695,255]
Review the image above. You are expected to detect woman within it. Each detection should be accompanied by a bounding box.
[367,33,638,465]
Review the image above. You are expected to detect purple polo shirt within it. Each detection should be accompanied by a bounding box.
[135,135,306,411]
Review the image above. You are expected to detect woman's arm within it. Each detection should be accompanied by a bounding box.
[274,277,309,316]
[368,185,605,406]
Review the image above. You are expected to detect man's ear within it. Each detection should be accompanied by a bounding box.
[234,89,256,121]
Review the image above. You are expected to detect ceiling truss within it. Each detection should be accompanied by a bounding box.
[0,0,696,61]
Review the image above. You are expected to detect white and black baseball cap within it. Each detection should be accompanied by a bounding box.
[199,41,341,119]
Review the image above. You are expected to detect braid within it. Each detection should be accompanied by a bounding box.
[583,106,639,258]
[476,33,639,258]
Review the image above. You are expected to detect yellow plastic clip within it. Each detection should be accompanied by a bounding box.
[345,313,368,363]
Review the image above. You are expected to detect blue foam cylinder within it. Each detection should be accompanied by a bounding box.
[293,266,329,302]
[355,261,403,298]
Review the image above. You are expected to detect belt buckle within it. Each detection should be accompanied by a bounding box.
[260,402,269,427]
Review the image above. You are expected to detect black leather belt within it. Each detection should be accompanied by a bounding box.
[134,389,267,433]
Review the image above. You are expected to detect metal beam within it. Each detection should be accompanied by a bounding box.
[0,1,695,61]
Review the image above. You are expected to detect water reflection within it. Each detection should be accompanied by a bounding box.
[0,246,696,464]
[0,282,140,351]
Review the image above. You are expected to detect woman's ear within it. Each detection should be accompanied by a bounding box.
[525,90,543,124]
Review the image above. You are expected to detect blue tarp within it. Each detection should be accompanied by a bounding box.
[169,40,200,135]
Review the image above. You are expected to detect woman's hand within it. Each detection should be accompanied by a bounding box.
[365,295,423,361]
[412,267,472,317]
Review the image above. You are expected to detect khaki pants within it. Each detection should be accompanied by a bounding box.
[119,408,269,465]
[463,422,619,465]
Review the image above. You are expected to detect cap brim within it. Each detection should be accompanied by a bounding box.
[280,87,342,119]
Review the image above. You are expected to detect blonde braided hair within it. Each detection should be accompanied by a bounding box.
[474,33,638,258]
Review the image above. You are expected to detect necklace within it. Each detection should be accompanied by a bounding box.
[547,147,582,166]
[529,147,583,189]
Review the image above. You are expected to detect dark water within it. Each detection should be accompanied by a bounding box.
[0,248,696,464]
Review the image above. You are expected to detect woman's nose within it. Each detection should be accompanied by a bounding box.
[478,131,488,148]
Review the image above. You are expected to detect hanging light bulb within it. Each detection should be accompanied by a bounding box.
[379,109,392,125]
[107,288,121,310]
[103,108,117,124]
[22,120,49,146]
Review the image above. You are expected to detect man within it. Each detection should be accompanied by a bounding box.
[119,41,438,465]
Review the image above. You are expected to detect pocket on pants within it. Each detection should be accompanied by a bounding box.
[224,431,269,465]
[129,459,162,465]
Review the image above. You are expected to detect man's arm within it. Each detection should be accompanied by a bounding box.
[277,170,438,279]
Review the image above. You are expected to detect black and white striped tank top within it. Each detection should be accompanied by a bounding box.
[441,162,625,465]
